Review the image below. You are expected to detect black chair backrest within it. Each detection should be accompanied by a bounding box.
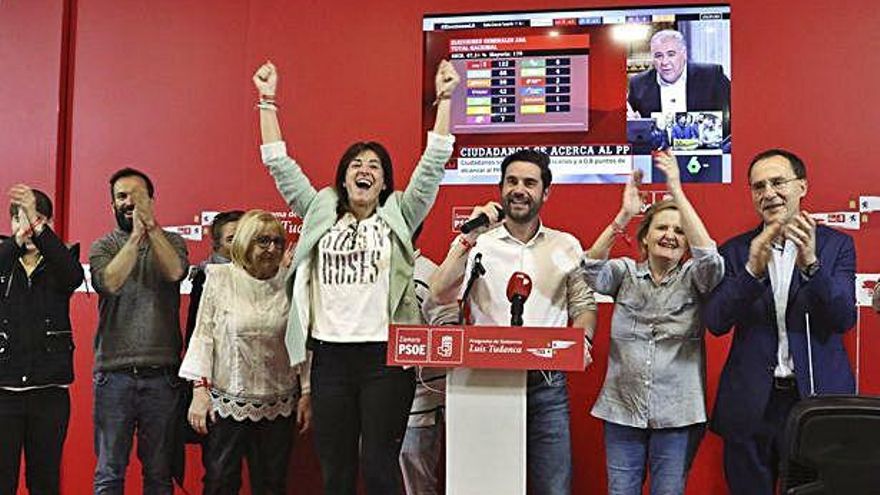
[782,395,880,495]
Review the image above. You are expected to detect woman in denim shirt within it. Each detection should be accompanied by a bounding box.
[581,152,723,495]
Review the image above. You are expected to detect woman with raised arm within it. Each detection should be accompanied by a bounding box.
[581,152,724,495]
[252,60,459,495]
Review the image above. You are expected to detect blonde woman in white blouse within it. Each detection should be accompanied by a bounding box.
[179,210,310,495]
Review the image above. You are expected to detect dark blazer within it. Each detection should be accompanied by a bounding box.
[628,62,731,119]
[704,224,856,438]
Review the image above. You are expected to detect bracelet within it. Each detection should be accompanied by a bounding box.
[611,221,633,246]
[458,235,475,250]
[193,377,211,389]
[256,101,278,112]
[432,93,451,107]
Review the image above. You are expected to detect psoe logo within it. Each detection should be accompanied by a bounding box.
[452,207,475,233]
[395,328,429,363]
[430,328,464,364]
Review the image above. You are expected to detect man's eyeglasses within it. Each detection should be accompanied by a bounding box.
[254,235,286,249]
[749,176,800,195]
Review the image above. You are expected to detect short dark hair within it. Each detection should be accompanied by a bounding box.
[499,149,552,190]
[109,167,155,200]
[747,149,806,182]
[334,142,395,217]
[9,188,53,220]
[210,210,245,251]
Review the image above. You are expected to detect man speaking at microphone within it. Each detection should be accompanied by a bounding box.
[429,149,596,495]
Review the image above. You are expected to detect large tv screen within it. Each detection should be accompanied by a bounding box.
[423,5,731,185]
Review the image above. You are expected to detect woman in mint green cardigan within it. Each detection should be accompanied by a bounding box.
[253,60,459,495]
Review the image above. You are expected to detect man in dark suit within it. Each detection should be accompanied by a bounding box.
[627,29,730,121]
[705,149,856,495]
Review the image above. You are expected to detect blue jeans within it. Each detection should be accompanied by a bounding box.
[92,369,181,495]
[527,370,572,495]
[604,421,705,495]
[400,422,443,495]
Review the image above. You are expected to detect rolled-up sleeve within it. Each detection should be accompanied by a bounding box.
[566,268,597,320]
[581,256,627,297]
[688,243,725,294]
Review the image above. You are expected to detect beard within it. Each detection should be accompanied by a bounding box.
[114,206,134,232]
[502,193,542,224]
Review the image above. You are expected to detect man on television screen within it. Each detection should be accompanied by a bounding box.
[627,29,730,120]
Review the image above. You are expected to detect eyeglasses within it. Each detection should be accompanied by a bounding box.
[254,235,286,249]
[749,176,800,195]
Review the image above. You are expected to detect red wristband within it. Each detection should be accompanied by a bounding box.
[458,235,475,250]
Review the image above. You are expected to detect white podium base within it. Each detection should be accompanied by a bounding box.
[445,368,526,495]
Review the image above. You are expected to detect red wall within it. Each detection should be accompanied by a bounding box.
[2,0,880,493]
[0,0,65,210]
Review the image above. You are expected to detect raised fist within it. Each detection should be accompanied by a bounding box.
[253,61,278,97]
[435,60,461,100]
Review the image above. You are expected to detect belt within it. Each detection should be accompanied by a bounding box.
[113,365,173,378]
[773,376,798,390]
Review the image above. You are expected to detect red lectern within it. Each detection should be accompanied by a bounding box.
[388,325,583,495]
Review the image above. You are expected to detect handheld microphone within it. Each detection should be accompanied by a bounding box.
[506,272,532,327]
[460,206,504,234]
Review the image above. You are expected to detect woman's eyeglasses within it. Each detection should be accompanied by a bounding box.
[254,235,286,249]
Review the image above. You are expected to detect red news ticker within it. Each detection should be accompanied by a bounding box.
[451,34,590,53]
[387,325,584,371]
[553,18,578,26]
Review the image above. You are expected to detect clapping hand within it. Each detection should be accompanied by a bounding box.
[621,169,643,219]
[9,185,40,245]
[653,150,681,192]
[9,184,38,223]
[130,186,155,234]
[785,211,817,270]
[747,221,783,279]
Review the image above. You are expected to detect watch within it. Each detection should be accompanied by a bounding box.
[802,260,820,279]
